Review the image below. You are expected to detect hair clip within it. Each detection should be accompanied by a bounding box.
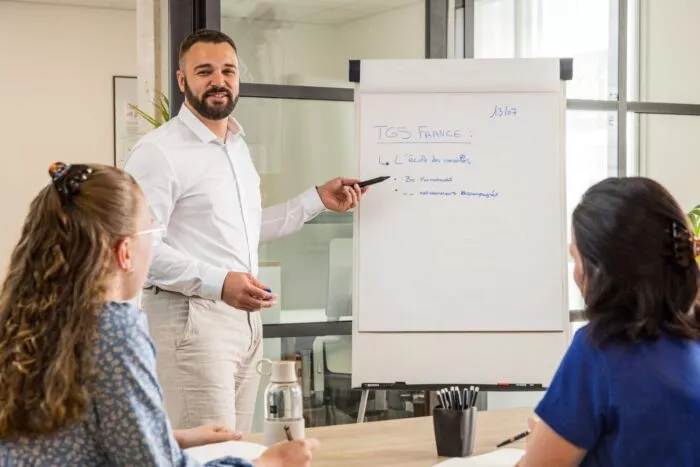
[48,162,94,206]
[671,221,693,269]
[48,162,69,181]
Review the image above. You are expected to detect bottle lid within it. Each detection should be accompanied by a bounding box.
[271,360,297,383]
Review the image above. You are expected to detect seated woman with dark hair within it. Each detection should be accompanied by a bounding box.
[0,163,318,467]
[517,177,700,467]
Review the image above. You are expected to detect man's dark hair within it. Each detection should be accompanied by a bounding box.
[573,177,700,344]
[178,29,238,65]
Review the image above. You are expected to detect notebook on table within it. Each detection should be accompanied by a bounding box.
[185,440,267,463]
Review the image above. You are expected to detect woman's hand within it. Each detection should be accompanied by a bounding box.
[525,415,540,445]
[173,424,242,449]
[253,439,320,467]
[514,417,540,466]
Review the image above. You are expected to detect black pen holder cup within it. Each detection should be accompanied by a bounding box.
[432,406,477,457]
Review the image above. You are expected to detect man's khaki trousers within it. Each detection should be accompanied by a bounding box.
[141,288,263,433]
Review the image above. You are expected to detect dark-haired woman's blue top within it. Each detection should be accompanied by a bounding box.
[536,325,700,466]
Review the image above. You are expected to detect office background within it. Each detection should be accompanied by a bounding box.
[1,0,699,429]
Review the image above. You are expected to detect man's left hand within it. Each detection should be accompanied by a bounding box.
[316,177,367,212]
[174,424,242,449]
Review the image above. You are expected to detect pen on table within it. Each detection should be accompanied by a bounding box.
[496,429,530,448]
[283,424,294,441]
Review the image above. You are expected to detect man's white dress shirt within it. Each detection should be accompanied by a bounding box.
[125,104,326,301]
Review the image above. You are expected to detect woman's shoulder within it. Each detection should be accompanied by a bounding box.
[573,322,700,366]
[97,301,148,344]
[570,324,596,350]
[93,301,155,372]
[566,324,621,370]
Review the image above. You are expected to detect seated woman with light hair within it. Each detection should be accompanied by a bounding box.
[0,162,318,467]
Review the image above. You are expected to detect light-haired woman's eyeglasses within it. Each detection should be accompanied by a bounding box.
[135,224,165,247]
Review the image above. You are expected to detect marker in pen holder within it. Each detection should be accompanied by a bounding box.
[432,406,477,457]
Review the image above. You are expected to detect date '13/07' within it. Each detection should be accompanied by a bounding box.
[490,105,517,118]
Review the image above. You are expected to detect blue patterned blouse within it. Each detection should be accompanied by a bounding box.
[0,301,253,467]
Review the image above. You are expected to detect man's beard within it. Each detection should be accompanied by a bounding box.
[184,79,238,120]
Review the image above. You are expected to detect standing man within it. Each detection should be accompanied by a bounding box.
[125,29,365,434]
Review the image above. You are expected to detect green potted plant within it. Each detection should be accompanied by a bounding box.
[129,89,170,128]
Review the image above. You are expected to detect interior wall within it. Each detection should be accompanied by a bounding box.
[0,1,136,272]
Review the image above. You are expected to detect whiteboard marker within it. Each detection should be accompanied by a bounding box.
[358,176,390,187]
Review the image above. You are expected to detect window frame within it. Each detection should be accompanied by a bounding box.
[458,0,700,325]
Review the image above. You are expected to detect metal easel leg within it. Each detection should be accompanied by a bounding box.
[357,389,370,423]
